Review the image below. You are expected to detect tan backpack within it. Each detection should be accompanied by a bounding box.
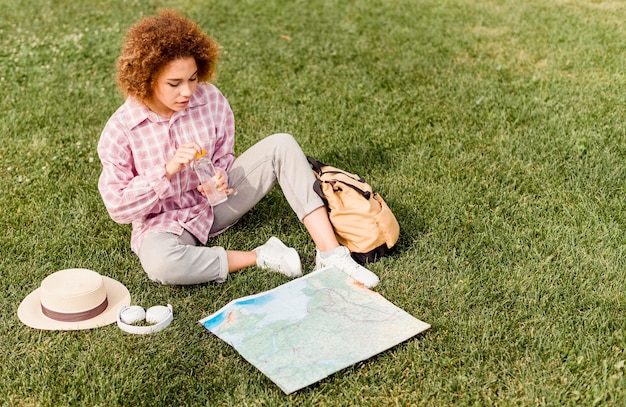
[308,157,400,265]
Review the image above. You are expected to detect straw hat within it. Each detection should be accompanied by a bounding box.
[18,268,131,330]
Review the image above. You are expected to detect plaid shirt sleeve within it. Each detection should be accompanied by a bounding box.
[97,110,173,225]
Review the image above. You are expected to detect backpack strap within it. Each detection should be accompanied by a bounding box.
[312,179,329,210]
[326,179,372,200]
[319,169,366,184]
[307,156,326,175]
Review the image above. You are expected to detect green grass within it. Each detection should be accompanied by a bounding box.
[2,0,626,405]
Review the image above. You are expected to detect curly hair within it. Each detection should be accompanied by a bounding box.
[116,9,220,102]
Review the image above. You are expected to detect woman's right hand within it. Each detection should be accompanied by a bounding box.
[165,142,202,180]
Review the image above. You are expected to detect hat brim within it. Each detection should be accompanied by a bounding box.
[18,276,131,330]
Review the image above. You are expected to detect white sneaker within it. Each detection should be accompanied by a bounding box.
[255,236,302,278]
[315,246,380,288]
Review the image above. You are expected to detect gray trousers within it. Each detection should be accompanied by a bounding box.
[137,133,324,285]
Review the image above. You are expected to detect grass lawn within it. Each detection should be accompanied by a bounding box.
[2,0,626,405]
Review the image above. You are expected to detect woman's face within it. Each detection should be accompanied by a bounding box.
[148,57,199,118]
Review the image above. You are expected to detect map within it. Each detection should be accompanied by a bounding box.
[199,266,430,394]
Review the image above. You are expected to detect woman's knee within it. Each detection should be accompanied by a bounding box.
[139,233,228,285]
[140,250,187,285]
[139,234,192,285]
[269,133,300,152]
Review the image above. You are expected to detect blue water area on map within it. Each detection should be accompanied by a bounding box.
[201,293,274,330]
[236,295,272,306]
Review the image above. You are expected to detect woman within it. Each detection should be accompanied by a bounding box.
[97,10,379,288]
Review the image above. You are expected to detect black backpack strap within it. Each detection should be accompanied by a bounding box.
[330,179,372,200]
[307,156,326,175]
[312,179,330,210]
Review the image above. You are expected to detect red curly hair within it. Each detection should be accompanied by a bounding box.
[116,9,220,103]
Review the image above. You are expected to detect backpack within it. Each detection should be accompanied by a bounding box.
[307,156,400,265]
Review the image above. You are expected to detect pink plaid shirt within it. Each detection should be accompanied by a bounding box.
[97,83,235,253]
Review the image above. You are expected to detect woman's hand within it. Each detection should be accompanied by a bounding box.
[165,142,202,180]
[197,169,235,196]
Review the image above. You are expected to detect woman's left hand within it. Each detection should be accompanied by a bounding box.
[197,169,235,196]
